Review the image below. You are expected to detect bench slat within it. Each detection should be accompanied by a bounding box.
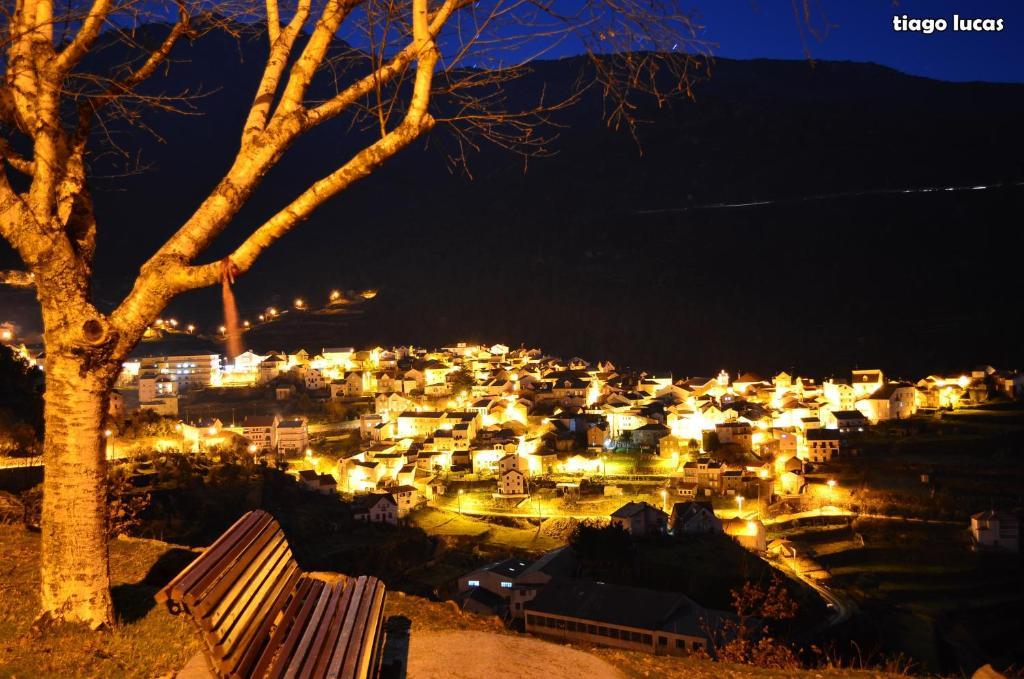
[282,579,336,678]
[211,544,296,660]
[161,511,387,679]
[266,578,327,679]
[324,578,364,679]
[203,533,291,634]
[309,580,356,679]
[223,563,302,679]
[190,521,285,613]
[357,581,387,679]
[157,511,269,605]
[296,580,350,679]
[339,578,383,679]
[248,576,317,679]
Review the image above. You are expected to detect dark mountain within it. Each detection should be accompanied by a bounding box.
[3,26,1023,377]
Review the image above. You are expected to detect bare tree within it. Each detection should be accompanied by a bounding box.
[1,0,705,628]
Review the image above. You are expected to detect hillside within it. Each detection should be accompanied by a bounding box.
[2,24,1023,375]
[0,524,905,678]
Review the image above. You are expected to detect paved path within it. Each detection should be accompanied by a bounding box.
[407,631,623,679]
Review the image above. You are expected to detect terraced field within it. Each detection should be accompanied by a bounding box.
[781,518,1024,674]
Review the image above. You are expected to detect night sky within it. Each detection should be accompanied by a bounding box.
[689,1,1022,83]
[2,0,1023,375]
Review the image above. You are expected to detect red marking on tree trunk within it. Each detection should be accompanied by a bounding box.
[220,258,243,360]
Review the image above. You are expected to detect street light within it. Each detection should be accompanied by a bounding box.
[294,298,304,309]
[458,489,464,515]
[104,429,114,459]
[736,495,744,516]
[660,489,668,512]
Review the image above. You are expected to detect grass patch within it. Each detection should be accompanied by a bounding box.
[410,507,562,552]
[0,525,199,678]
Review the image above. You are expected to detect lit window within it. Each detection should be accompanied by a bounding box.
[467,580,480,587]
[500,581,512,588]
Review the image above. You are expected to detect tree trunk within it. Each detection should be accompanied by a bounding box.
[39,352,114,629]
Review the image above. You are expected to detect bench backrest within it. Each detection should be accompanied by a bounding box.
[157,510,386,679]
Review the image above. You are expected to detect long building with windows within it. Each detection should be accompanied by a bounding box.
[137,353,222,389]
[524,577,724,657]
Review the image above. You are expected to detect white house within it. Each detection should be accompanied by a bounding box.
[304,368,326,391]
[971,511,1019,552]
[856,383,917,423]
[390,485,421,517]
[498,468,528,496]
[243,414,280,452]
[276,419,309,454]
[352,493,399,525]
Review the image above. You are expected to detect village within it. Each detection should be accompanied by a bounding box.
[3,323,1023,665]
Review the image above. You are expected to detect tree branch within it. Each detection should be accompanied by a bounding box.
[306,0,462,127]
[54,0,113,74]
[242,0,311,137]
[110,0,444,354]
[265,0,281,45]
[275,0,360,117]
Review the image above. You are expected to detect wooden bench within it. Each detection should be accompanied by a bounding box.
[157,510,387,679]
